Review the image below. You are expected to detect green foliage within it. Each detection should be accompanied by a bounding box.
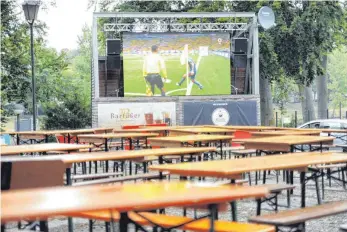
[327,47,347,109]
[42,93,91,130]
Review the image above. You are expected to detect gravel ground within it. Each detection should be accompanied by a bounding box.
[4,155,347,232]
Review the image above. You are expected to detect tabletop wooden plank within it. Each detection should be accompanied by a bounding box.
[77,133,158,139]
[1,147,217,164]
[150,152,347,178]
[168,127,235,134]
[113,127,172,133]
[1,143,92,156]
[250,131,321,138]
[206,125,280,131]
[4,128,114,136]
[148,134,234,143]
[1,181,269,223]
[241,135,334,151]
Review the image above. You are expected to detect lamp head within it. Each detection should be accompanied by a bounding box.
[22,0,40,23]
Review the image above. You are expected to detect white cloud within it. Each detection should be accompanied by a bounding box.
[38,0,92,51]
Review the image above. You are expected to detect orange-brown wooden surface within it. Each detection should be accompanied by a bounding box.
[1,181,269,223]
[70,211,275,232]
[4,128,113,136]
[1,143,92,156]
[168,127,235,134]
[206,125,280,131]
[250,131,321,138]
[77,133,158,139]
[148,134,234,144]
[249,200,347,226]
[241,135,334,151]
[113,127,172,133]
[150,152,347,178]
[1,147,217,164]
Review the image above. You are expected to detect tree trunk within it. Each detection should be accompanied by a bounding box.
[260,77,274,126]
[317,55,328,119]
[298,84,316,123]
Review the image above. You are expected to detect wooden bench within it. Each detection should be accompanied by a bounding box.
[72,172,169,186]
[70,211,275,232]
[256,184,295,215]
[70,172,123,181]
[249,200,347,232]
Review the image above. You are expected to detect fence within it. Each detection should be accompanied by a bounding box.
[274,109,347,128]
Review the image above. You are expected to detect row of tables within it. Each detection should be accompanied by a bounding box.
[1,125,347,232]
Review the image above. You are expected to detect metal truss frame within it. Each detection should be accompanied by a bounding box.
[92,12,259,98]
[104,23,249,32]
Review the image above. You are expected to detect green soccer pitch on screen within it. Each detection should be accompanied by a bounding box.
[122,32,231,97]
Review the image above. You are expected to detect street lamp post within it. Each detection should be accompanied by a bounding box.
[13,105,24,132]
[22,1,40,131]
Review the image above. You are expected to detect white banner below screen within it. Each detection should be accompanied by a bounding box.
[98,102,176,128]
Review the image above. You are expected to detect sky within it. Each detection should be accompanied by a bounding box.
[38,0,93,51]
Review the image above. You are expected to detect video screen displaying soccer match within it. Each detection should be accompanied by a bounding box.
[122,32,231,97]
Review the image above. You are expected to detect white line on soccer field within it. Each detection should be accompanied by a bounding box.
[125,88,186,97]
[186,55,201,96]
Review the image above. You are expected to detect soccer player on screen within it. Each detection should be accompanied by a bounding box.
[176,57,203,89]
[143,45,167,96]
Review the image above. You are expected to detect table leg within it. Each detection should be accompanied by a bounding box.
[16,134,20,145]
[68,134,71,144]
[45,135,49,143]
[105,138,109,152]
[129,138,133,150]
[300,171,306,208]
[230,179,238,221]
[39,221,48,232]
[220,140,223,159]
[119,212,129,232]
[208,204,217,232]
[159,156,164,179]
[66,168,74,232]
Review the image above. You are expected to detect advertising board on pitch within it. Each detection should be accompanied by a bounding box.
[98,102,176,128]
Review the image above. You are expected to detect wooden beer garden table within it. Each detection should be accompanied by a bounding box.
[113,126,173,136]
[0,143,91,156]
[207,125,281,132]
[77,133,158,151]
[239,135,334,152]
[6,128,114,145]
[150,151,347,208]
[1,181,269,232]
[168,127,235,136]
[148,134,234,156]
[250,130,321,138]
[2,147,217,184]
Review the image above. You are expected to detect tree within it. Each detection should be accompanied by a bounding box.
[327,47,347,112]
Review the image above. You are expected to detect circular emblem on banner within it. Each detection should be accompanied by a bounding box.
[212,108,230,126]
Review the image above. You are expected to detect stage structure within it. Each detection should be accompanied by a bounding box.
[91,12,260,127]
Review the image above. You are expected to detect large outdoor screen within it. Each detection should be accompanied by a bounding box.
[122,32,231,97]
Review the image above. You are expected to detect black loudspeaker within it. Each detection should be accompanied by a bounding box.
[232,38,248,54]
[107,55,121,71]
[232,54,247,94]
[107,39,121,55]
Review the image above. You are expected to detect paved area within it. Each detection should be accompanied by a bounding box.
[4,154,347,232]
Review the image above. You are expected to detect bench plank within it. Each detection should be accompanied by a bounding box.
[249,200,347,226]
[70,210,275,232]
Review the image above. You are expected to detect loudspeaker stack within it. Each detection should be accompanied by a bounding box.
[106,39,123,97]
[231,38,248,94]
